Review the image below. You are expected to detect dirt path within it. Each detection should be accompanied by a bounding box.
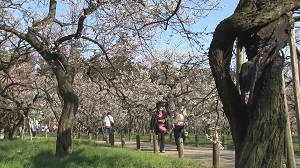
[95,140,300,168]
[96,140,234,167]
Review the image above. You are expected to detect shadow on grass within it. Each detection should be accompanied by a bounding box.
[24,149,88,168]
[25,143,144,168]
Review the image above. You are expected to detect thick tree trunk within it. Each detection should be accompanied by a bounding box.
[237,55,285,167]
[17,1,80,157]
[208,0,300,167]
[55,75,78,157]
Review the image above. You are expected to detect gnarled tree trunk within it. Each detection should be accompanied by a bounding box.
[208,0,300,167]
[55,72,78,157]
[26,28,79,157]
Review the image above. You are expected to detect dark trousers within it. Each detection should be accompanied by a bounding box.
[156,129,165,152]
[32,131,37,137]
[174,125,184,149]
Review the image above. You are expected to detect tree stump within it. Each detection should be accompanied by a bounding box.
[121,134,125,147]
[110,132,114,146]
[213,142,220,168]
[178,138,184,158]
[153,134,159,153]
[136,134,141,150]
[195,134,200,147]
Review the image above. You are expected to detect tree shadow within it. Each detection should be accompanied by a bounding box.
[26,145,140,168]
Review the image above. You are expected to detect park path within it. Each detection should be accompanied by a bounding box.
[95,140,300,168]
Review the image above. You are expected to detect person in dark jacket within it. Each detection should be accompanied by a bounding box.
[172,98,187,150]
[150,102,169,153]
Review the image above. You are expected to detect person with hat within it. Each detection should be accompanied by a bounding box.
[150,102,169,153]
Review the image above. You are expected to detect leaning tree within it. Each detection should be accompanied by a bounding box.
[209,0,300,167]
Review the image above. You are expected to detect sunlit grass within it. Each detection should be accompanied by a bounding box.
[0,138,207,168]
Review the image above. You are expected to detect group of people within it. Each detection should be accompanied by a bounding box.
[101,99,187,152]
[48,124,58,133]
[41,124,57,134]
[19,116,58,138]
[18,117,39,137]
[150,98,187,153]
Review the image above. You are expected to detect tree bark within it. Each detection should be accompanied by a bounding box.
[237,55,285,167]
[54,68,78,157]
[25,31,78,157]
[208,0,300,167]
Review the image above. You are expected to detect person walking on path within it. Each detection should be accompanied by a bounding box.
[150,102,169,153]
[30,117,39,137]
[103,112,114,142]
[172,98,187,150]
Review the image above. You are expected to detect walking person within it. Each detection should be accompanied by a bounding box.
[103,112,114,143]
[151,102,169,153]
[30,117,39,137]
[172,98,187,150]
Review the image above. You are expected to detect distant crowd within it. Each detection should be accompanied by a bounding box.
[18,116,57,137]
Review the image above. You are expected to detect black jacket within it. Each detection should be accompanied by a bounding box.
[150,111,169,131]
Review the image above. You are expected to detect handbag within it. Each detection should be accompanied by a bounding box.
[158,124,167,133]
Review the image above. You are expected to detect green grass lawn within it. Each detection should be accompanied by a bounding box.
[0,137,207,168]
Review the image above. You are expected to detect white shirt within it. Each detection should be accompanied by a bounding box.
[103,115,114,127]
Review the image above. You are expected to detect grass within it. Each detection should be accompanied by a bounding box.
[0,137,207,168]
[6,131,298,168]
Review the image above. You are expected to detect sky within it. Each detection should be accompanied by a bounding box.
[156,0,240,53]
[200,0,240,49]
[203,0,239,32]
